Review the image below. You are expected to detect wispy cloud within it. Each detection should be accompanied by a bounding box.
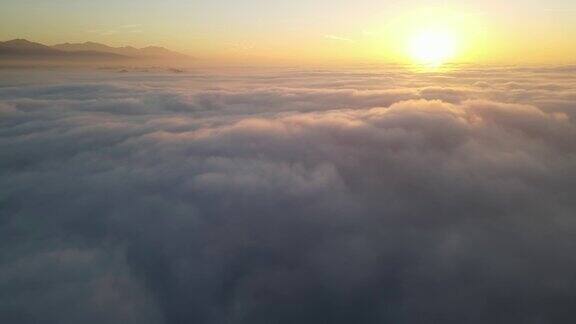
[120,24,142,29]
[85,24,143,36]
[324,34,355,42]
[225,41,257,52]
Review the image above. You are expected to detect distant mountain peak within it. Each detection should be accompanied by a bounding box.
[50,40,190,59]
[5,38,36,44]
[3,39,52,49]
[1,39,192,62]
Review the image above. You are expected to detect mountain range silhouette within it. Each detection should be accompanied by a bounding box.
[0,39,191,62]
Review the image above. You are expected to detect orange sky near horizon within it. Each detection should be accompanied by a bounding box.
[1,0,575,65]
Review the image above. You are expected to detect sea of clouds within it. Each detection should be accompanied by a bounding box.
[1,65,576,323]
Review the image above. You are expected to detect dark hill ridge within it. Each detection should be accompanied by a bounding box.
[2,39,55,50]
[0,39,191,62]
[0,39,128,60]
[0,39,64,56]
[52,41,190,59]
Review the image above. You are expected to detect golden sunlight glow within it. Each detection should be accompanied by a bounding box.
[407,27,457,67]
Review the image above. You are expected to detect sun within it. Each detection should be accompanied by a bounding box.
[408,27,458,67]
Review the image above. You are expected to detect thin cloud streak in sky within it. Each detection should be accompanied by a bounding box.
[324,35,355,42]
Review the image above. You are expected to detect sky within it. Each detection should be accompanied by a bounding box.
[1,0,576,64]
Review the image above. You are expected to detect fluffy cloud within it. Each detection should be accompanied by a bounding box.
[1,66,576,323]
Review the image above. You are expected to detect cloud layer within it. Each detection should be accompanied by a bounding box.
[1,66,576,323]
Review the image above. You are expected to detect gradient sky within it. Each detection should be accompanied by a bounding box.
[1,0,575,64]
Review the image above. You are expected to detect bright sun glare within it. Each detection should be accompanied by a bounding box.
[408,28,457,67]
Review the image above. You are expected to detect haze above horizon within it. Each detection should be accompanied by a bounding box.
[1,0,575,65]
